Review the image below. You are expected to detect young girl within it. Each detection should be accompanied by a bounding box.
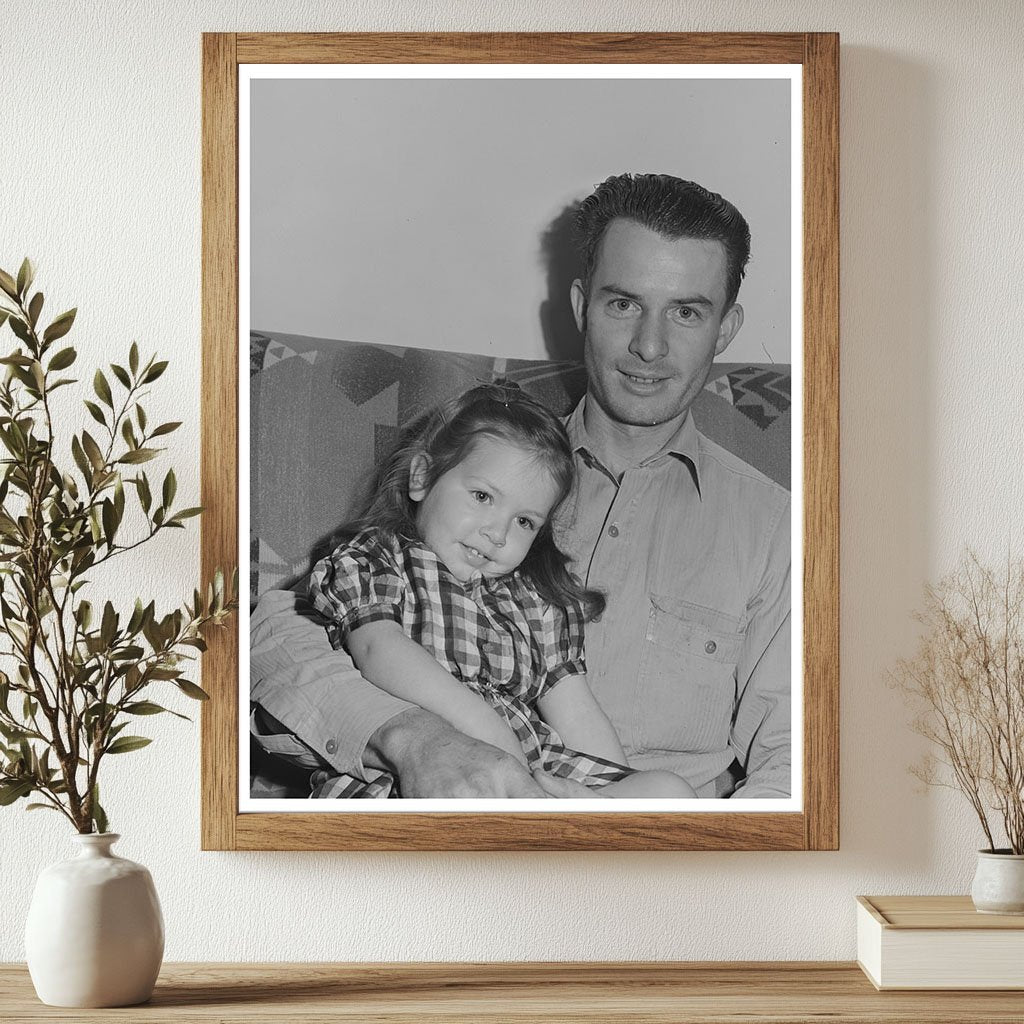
[307,380,695,799]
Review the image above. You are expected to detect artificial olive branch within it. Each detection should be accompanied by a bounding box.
[0,259,236,833]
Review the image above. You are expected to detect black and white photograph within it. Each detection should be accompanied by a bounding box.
[241,66,801,813]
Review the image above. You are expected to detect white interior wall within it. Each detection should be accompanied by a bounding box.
[2,0,1022,962]
[250,75,792,363]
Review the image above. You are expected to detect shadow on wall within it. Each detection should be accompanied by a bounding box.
[538,202,585,363]
[839,48,938,871]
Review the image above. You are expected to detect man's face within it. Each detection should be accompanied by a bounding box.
[571,218,743,429]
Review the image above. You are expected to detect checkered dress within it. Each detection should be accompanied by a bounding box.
[306,528,631,798]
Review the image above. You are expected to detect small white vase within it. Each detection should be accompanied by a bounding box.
[970,849,1024,915]
[24,833,164,1007]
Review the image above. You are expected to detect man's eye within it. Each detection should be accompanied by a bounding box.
[607,298,638,317]
[672,306,700,323]
[516,516,536,531]
[471,490,491,504]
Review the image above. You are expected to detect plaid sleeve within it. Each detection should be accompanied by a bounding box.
[538,595,588,693]
[307,532,406,648]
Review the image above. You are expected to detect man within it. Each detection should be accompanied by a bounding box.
[251,173,791,799]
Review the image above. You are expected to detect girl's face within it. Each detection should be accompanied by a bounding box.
[409,435,562,583]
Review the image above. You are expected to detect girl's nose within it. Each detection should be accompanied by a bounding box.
[480,520,507,547]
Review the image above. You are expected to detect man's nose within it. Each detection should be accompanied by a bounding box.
[480,518,507,547]
[628,312,669,362]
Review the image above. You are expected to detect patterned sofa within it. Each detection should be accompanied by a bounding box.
[249,329,792,609]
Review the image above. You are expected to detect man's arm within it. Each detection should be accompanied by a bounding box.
[730,612,791,797]
[250,589,548,796]
[250,589,412,777]
[728,503,792,799]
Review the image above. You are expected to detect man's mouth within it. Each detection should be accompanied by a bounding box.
[620,370,667,389]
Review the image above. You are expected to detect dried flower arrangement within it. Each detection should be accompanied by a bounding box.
[894,552,1023,854]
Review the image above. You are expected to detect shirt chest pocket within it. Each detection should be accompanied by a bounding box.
[636,595,746,755]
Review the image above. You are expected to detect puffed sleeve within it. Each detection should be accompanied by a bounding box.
[537,595,588,694]
[307,531,406,650]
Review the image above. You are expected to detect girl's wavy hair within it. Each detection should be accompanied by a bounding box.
[346,380,604,621]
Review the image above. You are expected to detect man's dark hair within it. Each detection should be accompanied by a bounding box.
[574,173,751,307]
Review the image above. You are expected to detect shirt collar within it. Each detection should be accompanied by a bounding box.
[565,397,703,496]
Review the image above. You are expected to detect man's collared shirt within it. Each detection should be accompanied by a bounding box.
[556,400,791,797]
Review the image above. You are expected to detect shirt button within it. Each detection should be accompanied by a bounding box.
[325,740,337,755]
[704,640,717,655]
[608,524,620,538]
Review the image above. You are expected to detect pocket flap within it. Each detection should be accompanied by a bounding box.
[646,595,745,663]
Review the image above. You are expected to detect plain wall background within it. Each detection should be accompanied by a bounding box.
[2,0,1023,962]
[250,75,792,363]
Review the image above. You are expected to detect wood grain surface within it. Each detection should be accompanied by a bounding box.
[200,32,239,852]
[861,895,1024,929]
[4,962,1024,1023]
[200,31,841,851]
[235,32,809,64]
[800,31,841,853]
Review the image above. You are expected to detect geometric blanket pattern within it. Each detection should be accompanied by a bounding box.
[703,366,792,429]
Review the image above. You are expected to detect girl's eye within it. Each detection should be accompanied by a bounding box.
[516,516,536,531]
[471,490,491,504]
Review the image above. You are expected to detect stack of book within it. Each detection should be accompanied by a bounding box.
[857,895,1024,990]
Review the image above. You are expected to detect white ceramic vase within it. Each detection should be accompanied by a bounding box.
[24,833,164,1007]
[970,849,1024,915]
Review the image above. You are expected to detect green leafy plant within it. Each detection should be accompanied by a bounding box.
[894,552,1024,853]
[0,259,236,833]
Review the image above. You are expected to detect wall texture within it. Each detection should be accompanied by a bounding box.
[2,0,1023,962]
[250,75,792,363]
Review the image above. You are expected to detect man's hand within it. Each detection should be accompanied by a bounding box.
[365,708,548,798]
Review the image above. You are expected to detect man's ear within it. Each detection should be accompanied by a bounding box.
[714,303,744,356]
[408,454,430,503]
[570,278,587,334]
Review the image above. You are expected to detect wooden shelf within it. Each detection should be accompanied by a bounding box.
[3,962,1024,1022]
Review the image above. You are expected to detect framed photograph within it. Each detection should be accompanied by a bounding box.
[201,32,838,851]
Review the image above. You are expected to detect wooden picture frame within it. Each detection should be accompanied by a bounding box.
[201,32,839,851]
